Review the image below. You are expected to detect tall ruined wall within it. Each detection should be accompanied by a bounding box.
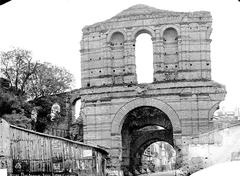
[75,4,226,171]
[81,5,212,88]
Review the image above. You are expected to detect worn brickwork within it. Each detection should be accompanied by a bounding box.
[81,5,213,87]
[69,4,226,173]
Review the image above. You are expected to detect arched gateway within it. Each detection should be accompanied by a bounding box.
[111,98,181,173]
[77,4,226,176]
[111,98,181,134]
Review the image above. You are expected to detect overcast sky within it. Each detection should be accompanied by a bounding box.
[0,0,239,111]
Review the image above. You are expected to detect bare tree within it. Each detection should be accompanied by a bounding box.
[0,48,38,96]
[27,62,74,99]
[1,48,74,100]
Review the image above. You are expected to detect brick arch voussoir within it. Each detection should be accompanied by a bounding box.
[107,29,127,43]
[131,26,156,41]
[160,25,180,38]
[111,98,181,135]
[208,102,221,120]
[131,130,173,158]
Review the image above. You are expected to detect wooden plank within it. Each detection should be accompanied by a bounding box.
[5,123,107,175]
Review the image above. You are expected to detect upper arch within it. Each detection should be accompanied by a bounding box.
[107,30,127,43]
[131,27,156,41]
[160,25,180,38]
[111,98,181,134]
[208,102,221,120]
[131,130,174,154]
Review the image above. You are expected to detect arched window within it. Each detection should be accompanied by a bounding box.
[110,32,125,85]
[135,33,153,83]
[110,32,124,46]
[50,103,61,121]
[163,28,178,65]
[72,99,81,121]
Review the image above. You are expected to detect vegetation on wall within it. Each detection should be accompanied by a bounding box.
[31,94,68,133]
[0,48,74,100]
[0,89,32,128]
[0,48,74,131]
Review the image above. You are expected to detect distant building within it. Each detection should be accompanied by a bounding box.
[212,107,240,130]
[214,107,240,121]
[141,142,176,172]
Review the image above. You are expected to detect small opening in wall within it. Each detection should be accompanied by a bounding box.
[123,69,125,72]
[133,44,135,47]
[165,66,168,68]
[190,64,192,66]
[120,43,123,45]
[206,63,210,66]
[87,83,90,87]
[91,71,93,74]
[99,70,101,73]
[175,65,178,68]
[113,70,115,72]
[135,33,153,83]
[90,58,92,61]
[73,99,82,120]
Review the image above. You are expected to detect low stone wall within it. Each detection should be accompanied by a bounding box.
[181,121,240,174]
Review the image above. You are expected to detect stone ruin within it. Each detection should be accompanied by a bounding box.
[47,4,227,175]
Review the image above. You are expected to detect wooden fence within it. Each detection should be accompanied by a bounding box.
[0,119,108,176]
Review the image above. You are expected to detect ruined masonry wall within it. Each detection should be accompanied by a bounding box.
[81,6,212,88]
[74,5,226,170]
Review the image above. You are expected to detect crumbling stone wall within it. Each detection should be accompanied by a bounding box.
[75,4,226,173]
[30,92,83,141]
[81,4,213,88]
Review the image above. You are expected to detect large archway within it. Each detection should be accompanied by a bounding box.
[140,141,176,173]
[111,98,181,135]
[120,106,175,175]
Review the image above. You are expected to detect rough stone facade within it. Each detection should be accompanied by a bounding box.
[70,4,226,174]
